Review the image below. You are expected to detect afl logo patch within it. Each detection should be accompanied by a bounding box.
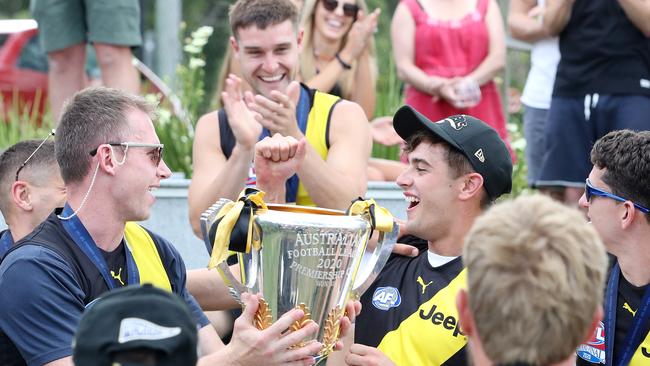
[576,321,605,364]
[372,286,401,311]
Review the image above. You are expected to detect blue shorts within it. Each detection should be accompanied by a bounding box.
[522,105,548,187]
[538,94,650,188]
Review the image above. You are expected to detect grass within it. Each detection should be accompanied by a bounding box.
[0,90,55,149]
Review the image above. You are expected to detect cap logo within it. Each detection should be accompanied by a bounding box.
[474,149,485,163]
[438,116,468,131]
[118,317,181,343]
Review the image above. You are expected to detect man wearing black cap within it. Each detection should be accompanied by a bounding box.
[73,284,199,366]
[337,106,513,366]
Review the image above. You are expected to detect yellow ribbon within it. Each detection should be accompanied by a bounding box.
[347,198,394,233]
[208,188,267,269]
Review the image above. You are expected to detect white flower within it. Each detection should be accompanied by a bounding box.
[189,57,206,69]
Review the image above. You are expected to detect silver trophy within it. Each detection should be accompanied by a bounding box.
[201,195,398,361]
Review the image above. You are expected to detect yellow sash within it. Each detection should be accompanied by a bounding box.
[124,222,172,292]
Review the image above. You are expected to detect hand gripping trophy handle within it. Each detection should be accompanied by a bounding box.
[200,197,251,303]
[347,199,400,299]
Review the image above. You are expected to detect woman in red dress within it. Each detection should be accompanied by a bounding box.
[391,0,511,148]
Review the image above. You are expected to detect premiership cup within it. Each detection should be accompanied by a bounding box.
[201,191,398,361]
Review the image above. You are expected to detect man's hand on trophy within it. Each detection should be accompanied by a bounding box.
[228,293,322,366]
[335,300,362,350]
[365,219,418,257]
[254,134,307,203]
[391,218,419,257]
[345,344,397,366]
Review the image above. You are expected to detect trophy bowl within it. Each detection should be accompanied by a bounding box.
[201,195,398,361]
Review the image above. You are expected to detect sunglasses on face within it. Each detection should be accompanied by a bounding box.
[585,179,650,213]
[321,0,360,19]
[90,142,164,167]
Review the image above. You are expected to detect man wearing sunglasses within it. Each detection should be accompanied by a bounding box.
[188,0,372,236]
[576,130,650,366]
[0,139,66,257]
[0,87,323,366]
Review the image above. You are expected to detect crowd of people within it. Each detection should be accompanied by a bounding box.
[0,0,649,365]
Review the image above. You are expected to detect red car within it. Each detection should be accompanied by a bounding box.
[0,20,48,120]
[0,20,183,125]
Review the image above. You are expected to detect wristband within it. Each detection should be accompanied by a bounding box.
[335,53,352,70]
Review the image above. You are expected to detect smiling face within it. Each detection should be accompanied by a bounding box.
[313,0,357,42]
[396,142,461,242]
[112,108,172,222]
[232,20,302,98]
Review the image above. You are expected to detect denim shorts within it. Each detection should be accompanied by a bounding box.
[522,105,548,187]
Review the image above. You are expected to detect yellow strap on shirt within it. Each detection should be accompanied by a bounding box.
[124,222,172,292]
[296,90,340,206]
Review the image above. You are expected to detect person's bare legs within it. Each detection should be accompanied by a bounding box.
[564,186,585,209]
[94,43,140,94]
[47,43,86,122]
[540,186,586,213]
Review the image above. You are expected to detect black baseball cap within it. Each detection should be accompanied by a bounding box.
[73,284,198,366]
[393,105,513,200]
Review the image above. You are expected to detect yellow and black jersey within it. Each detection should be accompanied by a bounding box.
[355,237,467,366]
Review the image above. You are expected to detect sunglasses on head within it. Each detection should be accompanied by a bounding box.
[321,0,359,19]
[585,179,650,213]
[15,129,56,182]
[90,142,164,167]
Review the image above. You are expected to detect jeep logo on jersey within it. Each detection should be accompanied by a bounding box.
[438,115,468,130]
[372,286,401,311]
[576,321,605,364]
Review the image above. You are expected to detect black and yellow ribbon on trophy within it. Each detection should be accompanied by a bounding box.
[207,191,394,269]
[207,188,267,269]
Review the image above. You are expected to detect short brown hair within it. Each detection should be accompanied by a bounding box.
[464,194,607,365]
[591,129,650,222]
[56,87,155,184]
[405,131,490,209]
[229,0,299,38]
[0,140,58,215]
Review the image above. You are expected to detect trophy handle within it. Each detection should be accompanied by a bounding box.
[216,262,248,305]
[351,220,399,297]
[200,198,249,304]
[200,198,232,254]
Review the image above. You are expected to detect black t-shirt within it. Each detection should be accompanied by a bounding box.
[100,242,128,288]
[554,0,650,96]
[613,274,648,363]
